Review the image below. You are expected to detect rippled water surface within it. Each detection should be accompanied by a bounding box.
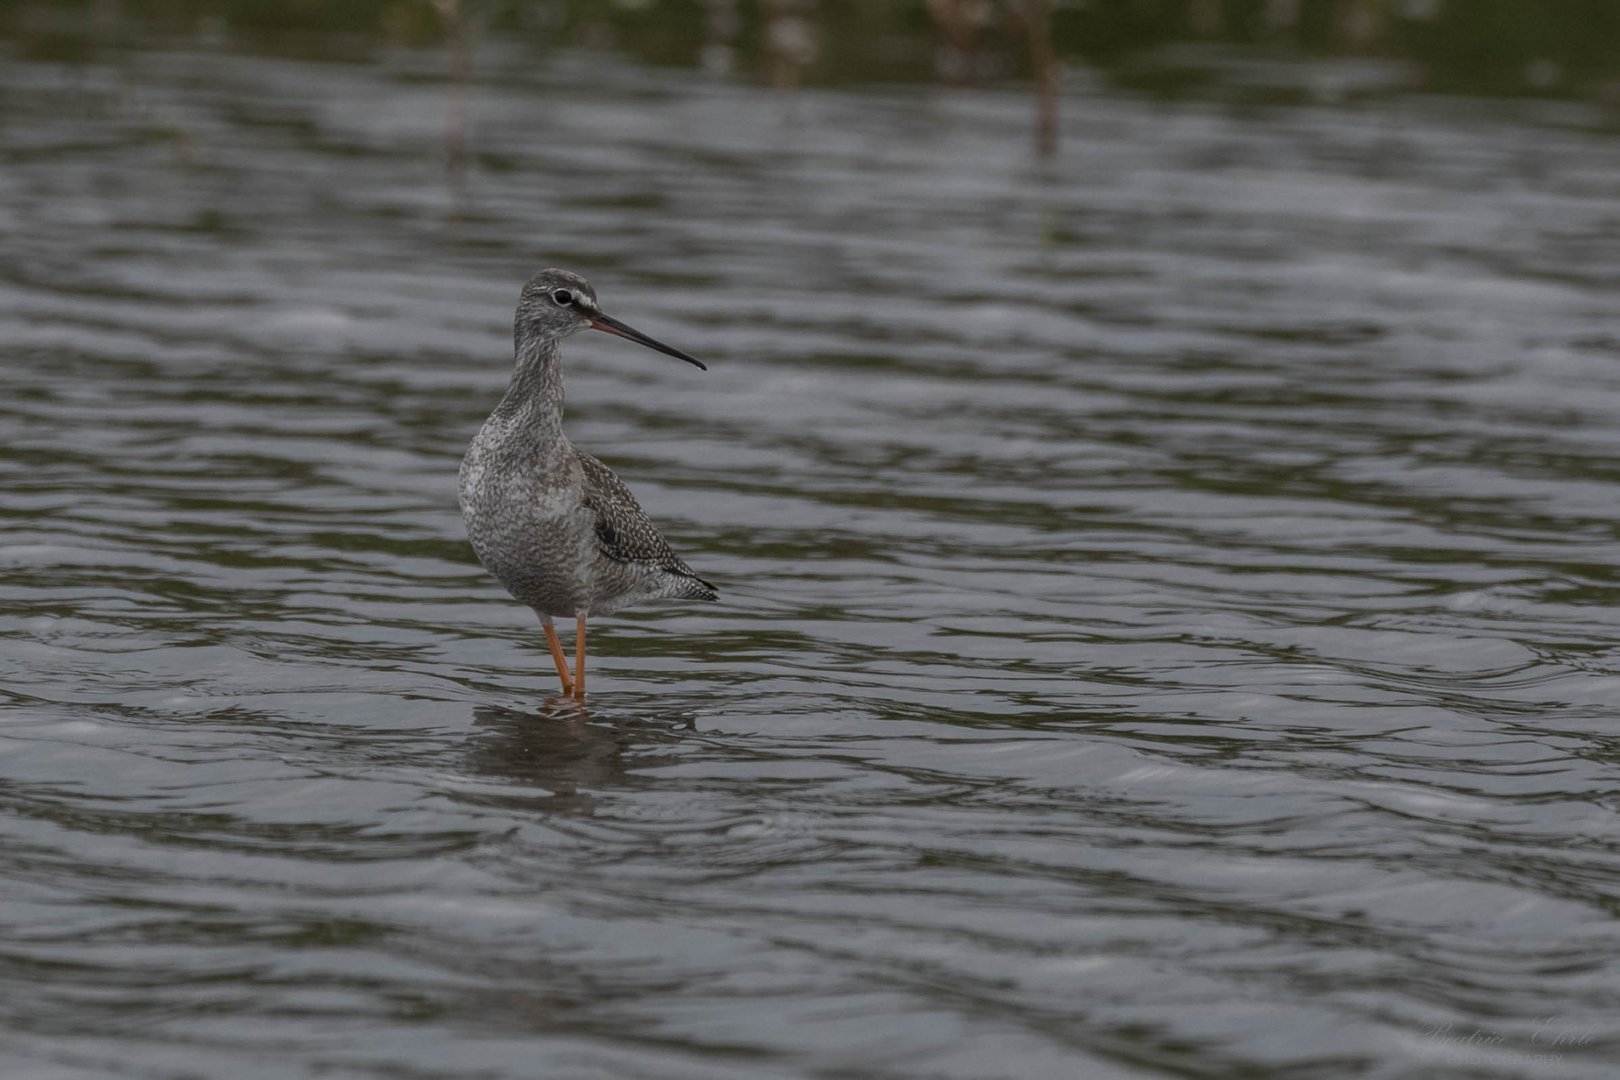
[3,35,1620,1080]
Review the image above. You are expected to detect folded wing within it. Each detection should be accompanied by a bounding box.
[577,450,717,600]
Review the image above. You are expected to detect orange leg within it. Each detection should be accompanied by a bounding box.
[542,621,574,694]
[573,615,587,700]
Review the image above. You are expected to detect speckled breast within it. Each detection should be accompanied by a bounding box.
[458,431,597,619]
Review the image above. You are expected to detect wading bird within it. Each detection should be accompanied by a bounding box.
[459,270,715,698]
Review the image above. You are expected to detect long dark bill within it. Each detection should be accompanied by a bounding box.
[589,313,707,371]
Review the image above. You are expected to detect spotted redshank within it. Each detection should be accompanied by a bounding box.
[459,269,716,698]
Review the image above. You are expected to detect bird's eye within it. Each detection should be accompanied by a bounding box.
[551,288,574,306]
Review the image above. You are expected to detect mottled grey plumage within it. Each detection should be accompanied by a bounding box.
[459,269,715,632]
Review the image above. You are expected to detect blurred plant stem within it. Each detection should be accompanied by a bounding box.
[927,1,1058,156]
[699,0,740,75]
[434,0,473,214]
[1011,0,1058,157]
[763,0,818,91]
[926,0,992,85]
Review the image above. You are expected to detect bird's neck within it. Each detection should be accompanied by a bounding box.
[496,335,566,435]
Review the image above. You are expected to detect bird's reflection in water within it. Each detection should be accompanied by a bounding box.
[463,698,697,817]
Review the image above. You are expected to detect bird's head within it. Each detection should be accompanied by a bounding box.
[515,268,706,370]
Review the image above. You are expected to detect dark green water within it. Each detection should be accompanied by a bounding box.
[2,35,1618,1080]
